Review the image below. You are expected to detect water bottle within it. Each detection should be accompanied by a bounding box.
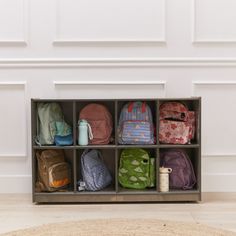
[159,167,172,192]
[78,120,93,146]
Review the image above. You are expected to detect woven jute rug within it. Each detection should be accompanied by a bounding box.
[1,219,236,236]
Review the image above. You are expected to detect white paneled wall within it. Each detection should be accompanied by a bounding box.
[0,0,236,193]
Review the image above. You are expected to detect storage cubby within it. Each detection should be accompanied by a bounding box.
[76,100,116,145]
[31,98,201,203]
[76,148,116,193]
[32,100,74,146]
[117,148,157,193]
[117,100,157,146]
[33,148,74,193]
[158,99,200,145]
[159,148,200,192]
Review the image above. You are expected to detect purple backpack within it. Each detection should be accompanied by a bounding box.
[160,149,196,190]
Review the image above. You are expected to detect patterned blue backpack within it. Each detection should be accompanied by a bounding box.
[80,149,112,191]
[118,102,154,144]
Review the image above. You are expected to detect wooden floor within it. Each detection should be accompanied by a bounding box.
[0,193,236,234]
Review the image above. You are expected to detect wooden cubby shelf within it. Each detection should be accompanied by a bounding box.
[31,98,201,203]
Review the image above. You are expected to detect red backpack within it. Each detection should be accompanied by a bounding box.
[79,104,113,144]
[159,102,195,144]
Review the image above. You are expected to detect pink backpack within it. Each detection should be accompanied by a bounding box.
[79,104,113,144]
[159,102,195,144]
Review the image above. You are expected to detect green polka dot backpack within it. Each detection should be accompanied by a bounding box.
[118,148,155,189]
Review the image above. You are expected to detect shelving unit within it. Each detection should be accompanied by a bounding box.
[31,98,201,203]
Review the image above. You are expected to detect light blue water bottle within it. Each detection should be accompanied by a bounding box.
[78,120,93,145]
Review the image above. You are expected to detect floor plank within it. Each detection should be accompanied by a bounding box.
[0,193,235,234]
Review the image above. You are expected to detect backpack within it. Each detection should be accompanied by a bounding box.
[79,104,113,145]
[160,149,196,190]
[80,149,112,191]
[36,149,71,192]
[159,102,196,144]
[118,149,155,189]
[36,103,72,145]
[118,102,154,144]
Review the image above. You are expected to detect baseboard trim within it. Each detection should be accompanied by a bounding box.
[0,175,31,193]
[1,174,236,193]
[202,192,236,202]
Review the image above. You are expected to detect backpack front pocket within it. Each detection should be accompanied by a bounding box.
[48,162,70,188]
[159,120,190,144]
[121,121,153,144]
[88,120,109,140]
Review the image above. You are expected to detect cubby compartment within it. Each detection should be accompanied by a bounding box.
[76,100,116,146]
[76,148,116,193]
[159,147,200,192]
[158,98,201,146]
[32,100,74,147]
[117,100,157,146]
[117,148,157,193]
[33,149,74,193]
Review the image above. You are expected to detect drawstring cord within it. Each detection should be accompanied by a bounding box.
[87,123,93,140]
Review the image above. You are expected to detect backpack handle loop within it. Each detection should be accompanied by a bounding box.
[87,123,93,140]
[128,102,146,113]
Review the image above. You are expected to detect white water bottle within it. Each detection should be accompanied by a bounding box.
[159,167,172,192]
[78,120,93,146]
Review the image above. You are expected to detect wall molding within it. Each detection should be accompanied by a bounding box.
[0,81,27,159]
[0,0,28,46]
[54,80,166,86]
[53,0,166,45]
[2,58,236,67]
[192,80,236,95]
[0,81,26,86]
[53,40,166,45]
[203,154,236,158]
[192,80,236,94]
[193,81,236,85]
[192,0,236,44]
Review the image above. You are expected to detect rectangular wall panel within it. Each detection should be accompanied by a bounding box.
[0,0,26,44]
[193,0,236,42]
[0,83,26,157]
[54,0,165,43]
[193,82,236,155]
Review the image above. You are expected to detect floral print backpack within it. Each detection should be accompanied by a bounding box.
[159,102,196,144]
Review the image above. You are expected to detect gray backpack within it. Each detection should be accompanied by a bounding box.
[81,149,112,191]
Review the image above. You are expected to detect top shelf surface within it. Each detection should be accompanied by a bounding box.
[31,97,201,102]
[33,144,200,149]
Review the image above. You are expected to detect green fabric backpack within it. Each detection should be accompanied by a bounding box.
[118,149,155,190]
[36,103,71,145]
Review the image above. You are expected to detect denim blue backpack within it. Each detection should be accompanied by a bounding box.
[118,102,154,144]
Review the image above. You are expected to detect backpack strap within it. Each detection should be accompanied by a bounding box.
[35,106,41,146]
[128,102,146,113]
[87,123,94,140]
